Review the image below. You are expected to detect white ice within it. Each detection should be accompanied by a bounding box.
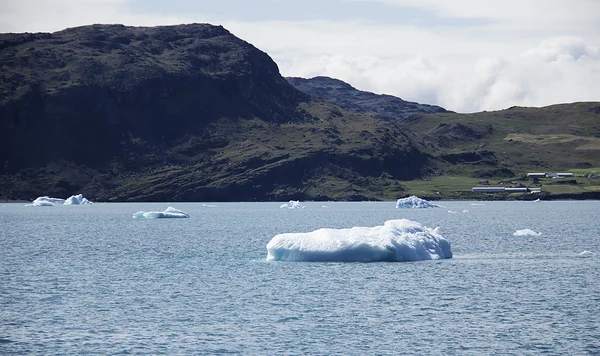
[27,196,65,206]
[513,229,542,237]
[396,196,442,209]
[578,251,593,257]
[132,206,190,219]
[266,219,452,262]
[27,194,92,206]
[64,194,92,205]
[280,200,306,209]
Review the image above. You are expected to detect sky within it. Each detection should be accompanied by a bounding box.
[1,0,599,112]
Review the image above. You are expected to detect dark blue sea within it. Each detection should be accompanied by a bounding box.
[1,201,599,355]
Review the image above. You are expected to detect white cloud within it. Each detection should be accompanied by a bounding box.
[346,0,600,25]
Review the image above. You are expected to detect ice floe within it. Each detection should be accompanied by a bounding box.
[27,196,65,206]
[132,206,190,219]
[396,196,442,209]
[513,229,542,237]
[27,195,92,206]
[280,200,306,209]
[266,219,452,262]
[64,194,92,205]
[578,251,594,257]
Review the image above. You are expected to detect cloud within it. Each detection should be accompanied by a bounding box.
[346,0,600,25]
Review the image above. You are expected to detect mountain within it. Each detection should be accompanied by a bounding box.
[1,24,598,202]
[286,76,450,121]
[0,24,432,201]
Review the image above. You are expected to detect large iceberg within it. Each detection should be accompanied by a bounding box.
[64,194,92,205]
[266,219,452,262]
[396,196,442,209]
[132,206,190,219]
[28,196,66,206]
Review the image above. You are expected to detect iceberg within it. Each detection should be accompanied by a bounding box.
[279,200,306,209]
[27,194,92,206]
[64,194,92,205]
[513,229,542,237]
[578,251,593,257]
[27,196,65,206]
[395,196,442,209]
[132,206,189,219]
[266,219,452,262]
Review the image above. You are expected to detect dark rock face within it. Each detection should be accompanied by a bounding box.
[286,76,449,121]
[0,24,433,201]
[0,24,307,172]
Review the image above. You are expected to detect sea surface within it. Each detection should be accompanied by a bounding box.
[1,201,599,355]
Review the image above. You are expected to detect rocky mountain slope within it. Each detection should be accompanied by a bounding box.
[287,76,449,121]
[0,24,432,201]
[1,24,598,202]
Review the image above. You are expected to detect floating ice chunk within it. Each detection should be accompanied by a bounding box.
[132,206,189,219]
[578,251,593,257]
[396,196,442,209]
[513,229,542,237]
[266,219,452,262]
[202,204,218,208]
[448,210,457,214]
[533,198,541,202]
[64,194,92,205]
[280,200,306,209]
[27,196,66,206]
[470,203,485,206]
[463,210,469,213]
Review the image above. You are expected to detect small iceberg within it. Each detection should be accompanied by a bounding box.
[64,194,92,205]
[533,198,541,202]
[27,194,92,206]
[280,200,306,209]
[513,229,542,237]
[27,196,65,206]
[396,196,442,209]
[132,206,190,219]
[578,251,593,258]
[266,219,452,262]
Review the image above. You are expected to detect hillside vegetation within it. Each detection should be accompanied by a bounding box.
[1,24,598,201]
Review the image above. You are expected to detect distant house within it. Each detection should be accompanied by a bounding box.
[505,187,528,192]
[528,172,573,179]
[527,173,546,178]
[472,187,506,193]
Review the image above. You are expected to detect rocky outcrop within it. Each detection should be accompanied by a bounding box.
[286,76,449,121]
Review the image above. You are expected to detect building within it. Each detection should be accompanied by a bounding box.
[527,173,546,178]
[472,187,506,193]
[505,187,528,192]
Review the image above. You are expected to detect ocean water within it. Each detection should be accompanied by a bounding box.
[1,201,599,355]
